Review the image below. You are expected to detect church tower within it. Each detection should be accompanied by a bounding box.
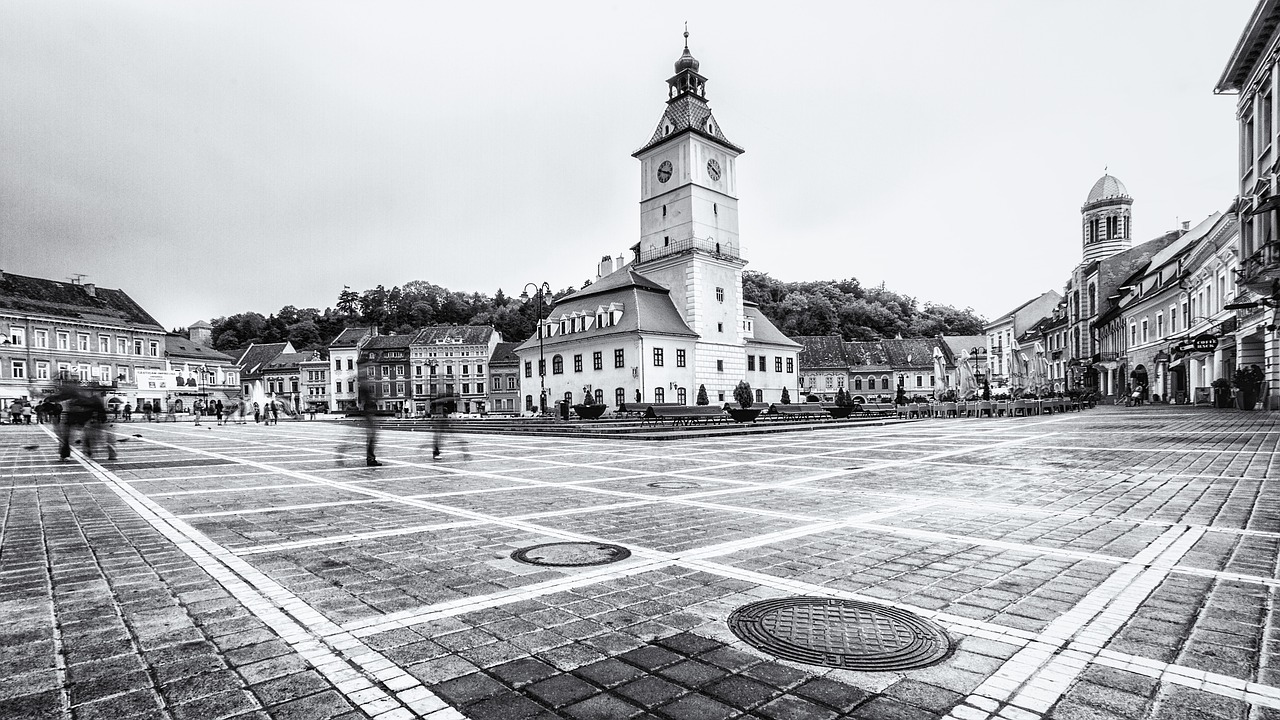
[633,31,748,386]
[1080,174,1133,264]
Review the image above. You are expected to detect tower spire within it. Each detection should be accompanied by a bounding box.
[684,22,689,49]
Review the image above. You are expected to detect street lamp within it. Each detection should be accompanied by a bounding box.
[193,365,207,426]
[523,281,552,414]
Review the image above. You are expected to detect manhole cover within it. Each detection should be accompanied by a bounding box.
[728,597,953,671]
[647,481,702,489]
[511,542,631,567]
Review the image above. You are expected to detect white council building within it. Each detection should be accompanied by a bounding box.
[515,34,799,411]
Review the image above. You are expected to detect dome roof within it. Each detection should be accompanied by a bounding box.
[675,31,699,72]
[1086,174,1129,203]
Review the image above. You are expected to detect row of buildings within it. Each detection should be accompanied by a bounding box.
[976,0,1280,409]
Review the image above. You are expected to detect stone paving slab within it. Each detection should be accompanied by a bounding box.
[2,406,1278,719]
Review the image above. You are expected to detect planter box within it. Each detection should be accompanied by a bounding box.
[1213,390,1233,409]
[1237,388,1259,411]
[726,407,762,423]
[824,406,855,419]
[572,404,607,420]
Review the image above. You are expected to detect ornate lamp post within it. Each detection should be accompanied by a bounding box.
[193,365,206,425]
[523,281,552,414]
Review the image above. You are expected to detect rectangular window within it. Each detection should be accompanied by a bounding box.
[748,355,755,371]
[396,382,404,395]
[786,358,794,373]
[149,341,158,357]
[462,383,470,394]
[574,354,583,372]
[417,383,425,394]
[653,348,663,367]
[676,349,686,368]
[759,355,766,370]
[348,380,354,392]
[116,365,128,382]
[11,360,26,379]
[508,377,516,390]
[382,382,390,395]
[716,359,724,372]
[37,362,50,380]
[774,357,782,372]
[491,378,499,391]
[715,287,724,302]
[99,364,110,380]
[335,358,342,370]
[461,364,468,375]
[381,365,389,377]
[593,351,603,370]
[614,349,625,368]
[525,360,533,378]
[717,322,723,333]
[347,359,353,370]
[78,334,90,351]
[98,335,109,353]
[1141,319,1148,343]
[336,382,342,393]
[59,333,70,350]
[476,364,483,375]
[36,330,49,349]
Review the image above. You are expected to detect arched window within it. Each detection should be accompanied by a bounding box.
[525,394,533,411]
[615,387,625,406]
[564,391,573,403]
[677,387,687,404]
[552,355,563,374]
[854,377,863,390]
[594,389,604,405]
[754,389,762,403]
[654,387,665,403]
[881,375,890,389]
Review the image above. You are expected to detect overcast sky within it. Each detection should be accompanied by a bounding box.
[0,1,1260,331]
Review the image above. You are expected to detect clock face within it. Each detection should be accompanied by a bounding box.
[657,160,673,183]
[706,158,722,181]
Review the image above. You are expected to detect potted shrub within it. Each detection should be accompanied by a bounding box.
[727,380,761,423]
[825,387,855,419]
[573,390,607,420]
[1211,377,1233,408]
[696,384,709,406]
[1232,365,1264,410]
[780,387,791,405]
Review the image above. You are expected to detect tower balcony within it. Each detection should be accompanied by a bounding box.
[639,235,738,264]
[1237,240,1280,295]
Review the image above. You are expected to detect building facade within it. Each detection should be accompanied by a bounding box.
[300,356,331,413]
[1217,0,1280,409]
[488,341,521,415]
[164,328,239,412]
[0,271,167,409]
[358,335,413,413]
[410,326,500,415]
[329,327,373,412]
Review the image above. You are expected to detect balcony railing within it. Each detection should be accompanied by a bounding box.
[1238,240,1280,293]
[639,235,738,264]
[1091,352,1118,363]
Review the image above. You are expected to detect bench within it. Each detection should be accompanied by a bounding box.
[641,405,727,426]
[768,404,829,421]
[857,402,897,417]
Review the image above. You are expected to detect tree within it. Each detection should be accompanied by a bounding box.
[733,380,753,408]
[696,384,709,406]
[336,287,360,316]
[780,387,791,405]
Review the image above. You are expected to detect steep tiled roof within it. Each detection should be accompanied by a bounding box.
[329,327,373,348]
[881,338,945,368]
[165,334,235,364]
[232,342,292,374]
[362,335,413,350]
[792,336,847,367]
[413,326,496,346]
[0,272,163,330]
[634,94,744,156]
[489,341,520,367]
[513,269,696,354]
[745,306,800,349]
[263,352,317,372]
[844,341,891,369]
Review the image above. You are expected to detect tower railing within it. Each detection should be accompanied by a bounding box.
[639,236,738,264]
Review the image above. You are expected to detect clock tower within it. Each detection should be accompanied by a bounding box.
[633,32,749,388]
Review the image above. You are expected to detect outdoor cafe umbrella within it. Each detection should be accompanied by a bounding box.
[932,346,948,400]
[957,354,978,399]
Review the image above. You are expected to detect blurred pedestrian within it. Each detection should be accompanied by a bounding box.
[22,402,32,424]
[8,399,21,425]
[337,380,381,466]
[122,402,132,422]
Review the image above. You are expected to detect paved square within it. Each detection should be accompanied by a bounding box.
[2,407,1278,719]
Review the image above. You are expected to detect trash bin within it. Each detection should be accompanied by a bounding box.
[559,401,569,421]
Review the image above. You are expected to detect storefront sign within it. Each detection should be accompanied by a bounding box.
[1191,334,1218,353]
[134,370,177,393]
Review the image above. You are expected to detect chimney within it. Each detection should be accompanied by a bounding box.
[616,254,624,269]
[1181,221,1191,231]
[83,283,96,297]
[597,255,614,278]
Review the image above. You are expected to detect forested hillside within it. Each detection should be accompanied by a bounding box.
[204,272,984,352]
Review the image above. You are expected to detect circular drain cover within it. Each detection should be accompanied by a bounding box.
[647,481,702,489]
[728,597,953,671]
[511,542,631,567]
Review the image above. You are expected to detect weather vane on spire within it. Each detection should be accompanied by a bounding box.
[684,22,689,48]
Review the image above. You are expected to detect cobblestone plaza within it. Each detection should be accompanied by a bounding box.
[1,409,1277,720]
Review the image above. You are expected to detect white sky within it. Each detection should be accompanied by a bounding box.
[0,0,1259,330]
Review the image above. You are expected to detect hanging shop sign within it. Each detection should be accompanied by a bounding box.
[1191,334,1219,353]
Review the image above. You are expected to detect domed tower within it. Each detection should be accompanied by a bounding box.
[1080,174,1133,263]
